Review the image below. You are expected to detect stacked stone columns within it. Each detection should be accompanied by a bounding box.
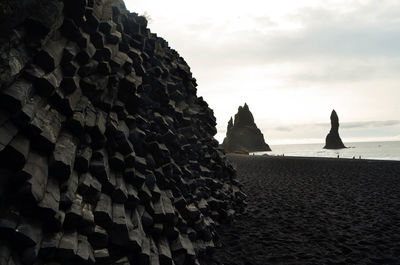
[0,0,246,264]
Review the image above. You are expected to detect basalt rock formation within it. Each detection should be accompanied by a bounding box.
[222,103,271,153]
[324,109,346,149]
[0,1,246,264]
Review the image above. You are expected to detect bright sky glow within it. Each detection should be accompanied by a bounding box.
[125,0,400,144]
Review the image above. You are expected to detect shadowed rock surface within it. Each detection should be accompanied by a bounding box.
[0,0,245,264]
[324,109,346,149]
[222,103,270,153]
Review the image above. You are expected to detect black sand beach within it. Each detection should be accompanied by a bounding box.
[206,155,400,265]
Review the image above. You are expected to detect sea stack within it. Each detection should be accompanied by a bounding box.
[324,109,346,149]
[222,103,271,152]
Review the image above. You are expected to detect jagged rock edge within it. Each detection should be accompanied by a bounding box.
[0,0,246,264]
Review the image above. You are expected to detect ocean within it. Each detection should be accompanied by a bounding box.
[253,141,400,161]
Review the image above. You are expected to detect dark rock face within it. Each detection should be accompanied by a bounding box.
[0,0,245,264]
[222,103,271,152]
[324,109,346,149]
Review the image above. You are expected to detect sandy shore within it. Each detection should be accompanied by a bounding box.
[205,155,400,265]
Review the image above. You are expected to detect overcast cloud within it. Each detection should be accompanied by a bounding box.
[264,120,400,132]
[125,0,400,144]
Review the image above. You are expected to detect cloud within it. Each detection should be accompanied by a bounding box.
[252,16,277,27]
[180,5,400,61]
[252,120,400,144]
[263,120,400,132]
[274,126,294,132]
[165,1,400,89]
[127,0,400,72]
[125,0,400,144]
[133,0,400,87]
[287,59,400,84]
[341,120,400,129]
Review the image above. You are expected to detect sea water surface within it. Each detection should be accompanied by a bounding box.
[253,141,400,161]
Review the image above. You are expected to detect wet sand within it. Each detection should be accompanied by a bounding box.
[206,155,400,265]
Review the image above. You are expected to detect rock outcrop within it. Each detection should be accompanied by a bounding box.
[324,109,346,149]
[222,103,271,152]
[0,1,246,264]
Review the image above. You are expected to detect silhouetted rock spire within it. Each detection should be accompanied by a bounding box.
[324,109,346,149]
[227,116,233,133]
[222,103,271,152]
[234,103,254,128]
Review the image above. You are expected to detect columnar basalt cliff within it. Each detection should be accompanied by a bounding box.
[0,1,245,264]
[324,109,346,149]
[222,103,271,153]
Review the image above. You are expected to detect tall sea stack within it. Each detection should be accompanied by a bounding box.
[324,109,346,149]
[222,103,271,152]
[0,1,245,264]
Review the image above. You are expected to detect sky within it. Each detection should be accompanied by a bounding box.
[124,0,400,145]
